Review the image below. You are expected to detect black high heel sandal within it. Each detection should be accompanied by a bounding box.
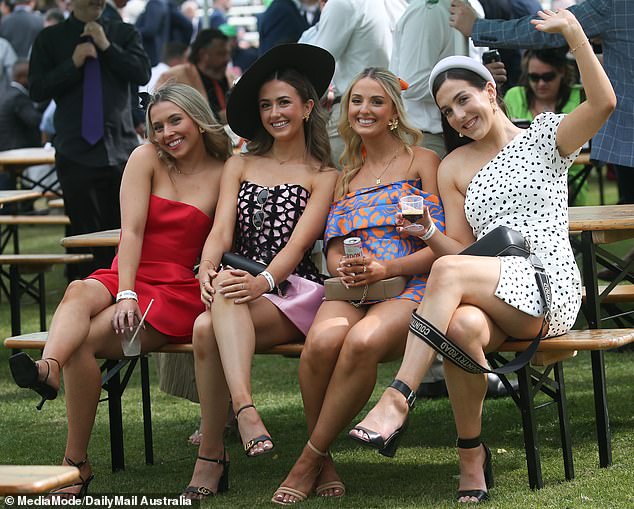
[9,352,60,410]
[49,456,94,499]
[236,403,275,457]
[182,450,230,499]
[456,436,494,503]
[349,379,416,458]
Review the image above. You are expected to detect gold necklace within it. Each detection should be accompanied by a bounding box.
[366,146,402,185]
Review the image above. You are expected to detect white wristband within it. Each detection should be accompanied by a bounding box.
[420,221,437,241]
[258,270,275,292]
[116,290,138,302]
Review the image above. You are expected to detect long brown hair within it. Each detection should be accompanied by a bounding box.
[245,68,333,169]
[335,67,421,200]
[521,48,575,114]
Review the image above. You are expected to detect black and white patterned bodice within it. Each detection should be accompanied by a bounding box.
[233,181,323,284]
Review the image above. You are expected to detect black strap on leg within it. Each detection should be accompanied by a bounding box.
[456,436,481,449]
[409,311,544,375]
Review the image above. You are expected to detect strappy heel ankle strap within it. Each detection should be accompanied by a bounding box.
[64,456,92,483]
[42,358,61,382]
[456,436,482,449]
[389,379,416,409]
[198,451,229,466]
[306,440,328,458]
[236,403,255,419]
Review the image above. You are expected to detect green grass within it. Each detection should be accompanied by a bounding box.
[2,179,634,508]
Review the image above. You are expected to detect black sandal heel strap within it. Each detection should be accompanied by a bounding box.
[389,379,416,409]
[198,454,229,466]
[456,436,481,449]
[236,403,255,419]
[43,357,61,378]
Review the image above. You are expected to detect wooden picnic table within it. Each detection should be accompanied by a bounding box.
[60,228,120,248]
[0,190,42,206]
[0,147,59,197]
[0,465,79,495]
[567,203,634,468]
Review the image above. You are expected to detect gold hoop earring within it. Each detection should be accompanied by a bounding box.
[388,118,399,131]
[198,126,205,133]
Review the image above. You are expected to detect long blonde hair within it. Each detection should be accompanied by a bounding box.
[336,68,422,200]
[146,83,232,171]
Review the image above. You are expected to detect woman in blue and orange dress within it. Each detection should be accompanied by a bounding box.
[272,68,445,505]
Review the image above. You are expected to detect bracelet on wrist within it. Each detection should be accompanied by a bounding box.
[258,270,275,292]
[569,38,589,54]
[201,259,218,271]
[116,290,138,302]
[420,221,437,241]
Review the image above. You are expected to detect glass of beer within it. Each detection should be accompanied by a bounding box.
[399,195,427,232]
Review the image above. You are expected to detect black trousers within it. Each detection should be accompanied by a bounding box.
[56,153,123,280]
[614,164,634,204]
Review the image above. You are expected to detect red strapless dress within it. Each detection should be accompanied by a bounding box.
[88,194,212,343]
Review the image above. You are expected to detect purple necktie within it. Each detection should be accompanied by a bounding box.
[81,56,104,145]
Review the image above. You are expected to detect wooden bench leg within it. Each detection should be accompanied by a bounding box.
[9,264,22,336]
[517,364,543,489]
[103,360,126,472]
[141,356,154,465]
[554,362,574,480]
[591,350,612,467]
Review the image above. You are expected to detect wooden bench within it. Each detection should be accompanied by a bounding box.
[5,328,634,489]
[582,285,634,329]
[0,254,92,336]
[0,215,70,254]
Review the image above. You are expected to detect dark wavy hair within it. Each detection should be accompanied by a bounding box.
[521,48,576,114]
[431,68,507,154]
[245,68,333,169]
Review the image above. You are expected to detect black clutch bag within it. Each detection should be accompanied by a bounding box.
[220,252,290,293]
[459,226,530,258]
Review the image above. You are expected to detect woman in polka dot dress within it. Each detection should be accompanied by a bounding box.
[349,9,616,504]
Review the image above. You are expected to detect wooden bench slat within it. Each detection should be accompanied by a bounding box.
[6,329,634,357]
[3,332,304,357]
[582,285,634,304]
[0,215,70,225]
[0,254,93,265]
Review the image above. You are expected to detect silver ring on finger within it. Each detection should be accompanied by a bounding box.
[351,272,355,277]
[362,265,366,273]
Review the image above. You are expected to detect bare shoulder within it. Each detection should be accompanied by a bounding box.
[126,143,161,174]
[223,153,248,176]
[412,145,441,165]
[310,165,338,192]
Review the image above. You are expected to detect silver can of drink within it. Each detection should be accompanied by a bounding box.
[343,237,363,258]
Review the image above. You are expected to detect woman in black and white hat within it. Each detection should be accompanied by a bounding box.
[183,43,337,499]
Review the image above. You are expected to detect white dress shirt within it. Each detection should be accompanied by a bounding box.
[311,0,407,97]
[390,0,485,134]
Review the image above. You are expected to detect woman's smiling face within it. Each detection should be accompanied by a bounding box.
[258,79,312,141]
[347,77,396,138]
[149,100,200,157]
[435,78,496,140]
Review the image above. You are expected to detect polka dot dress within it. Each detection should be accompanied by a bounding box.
[464,113,582,337]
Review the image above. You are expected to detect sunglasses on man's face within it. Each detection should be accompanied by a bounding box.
[528,72,558,83]
[252,188,269,231]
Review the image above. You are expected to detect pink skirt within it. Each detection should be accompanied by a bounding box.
[263,274,324,335]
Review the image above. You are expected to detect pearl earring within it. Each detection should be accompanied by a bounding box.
[458,132,464,138]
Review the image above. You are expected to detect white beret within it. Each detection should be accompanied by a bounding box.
[429,55,496,98]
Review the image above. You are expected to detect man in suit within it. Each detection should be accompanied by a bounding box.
[135,0,170,67]
[0,0,43,57]
[29,0,150,278]
[258,0,318,54]
[451,0,634,205]
[0,59,41,192]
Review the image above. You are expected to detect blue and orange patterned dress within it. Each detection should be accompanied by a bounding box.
[324,179,445,304]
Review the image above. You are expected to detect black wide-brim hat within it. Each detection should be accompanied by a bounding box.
[227,43,335,140]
